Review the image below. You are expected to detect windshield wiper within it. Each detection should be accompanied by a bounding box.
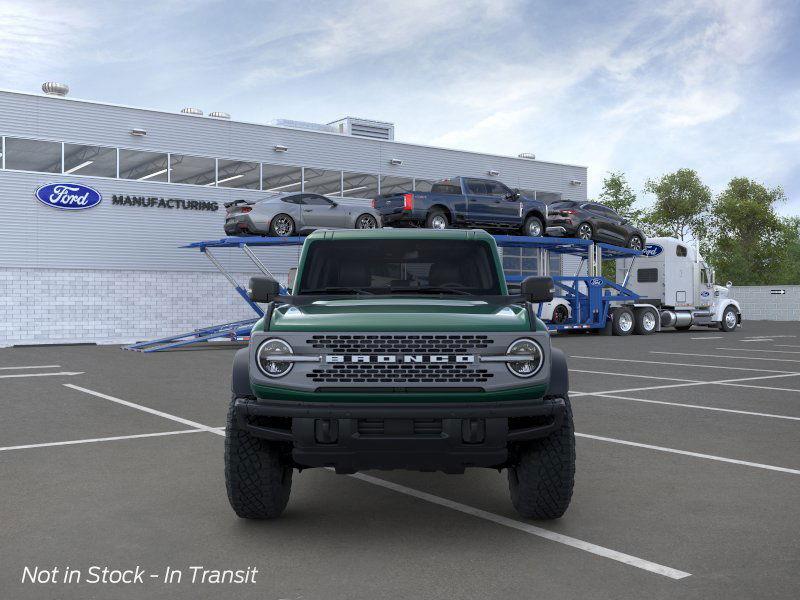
[300,287,375,295]
[399,286,474,296]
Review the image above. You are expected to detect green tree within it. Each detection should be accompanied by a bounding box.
[706,178,795,285]
[598,171,643,227]
[642,169,711,241]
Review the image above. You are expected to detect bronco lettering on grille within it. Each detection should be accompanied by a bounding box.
[325,355,475,364]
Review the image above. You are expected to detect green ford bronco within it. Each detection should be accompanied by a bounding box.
[226,229,574,519]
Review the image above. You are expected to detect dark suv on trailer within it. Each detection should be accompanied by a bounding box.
[546,200,646,250]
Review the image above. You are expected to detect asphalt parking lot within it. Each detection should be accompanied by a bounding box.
[1,321,799,599]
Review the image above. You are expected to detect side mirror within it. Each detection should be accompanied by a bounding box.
[330,201,338,208]
[520,276,554,303]
[286,267,297,292]
[248,276,281,303]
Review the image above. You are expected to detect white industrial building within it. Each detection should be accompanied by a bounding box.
[0,85,587,346]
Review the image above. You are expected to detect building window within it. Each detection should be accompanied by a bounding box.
[119,149,169,182]
[63,144,117,177]
[4,138,61,173]
[379,175,413,195]
[414,178,436,192]
[262,163,302,193]
[169,154,216,186]
[341,171,378,199]
[304,168,342,196]
[217,159,260,189]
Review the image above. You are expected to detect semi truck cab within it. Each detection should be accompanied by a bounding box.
[616,237,741,332]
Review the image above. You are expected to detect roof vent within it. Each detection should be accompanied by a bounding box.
[518,152,536,160]
[180,107,203,116]
[328,117,395,141]
[269,119,337,134]
[42,82,69,96]
[209,111,230,119]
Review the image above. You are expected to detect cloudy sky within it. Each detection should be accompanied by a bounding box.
[2,0,798,212]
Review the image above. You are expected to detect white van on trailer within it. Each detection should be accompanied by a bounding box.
[615,237,741,333]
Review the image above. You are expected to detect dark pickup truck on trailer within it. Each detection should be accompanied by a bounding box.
[373,177,549,236]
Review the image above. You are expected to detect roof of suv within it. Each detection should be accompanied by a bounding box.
[304,228,496,242]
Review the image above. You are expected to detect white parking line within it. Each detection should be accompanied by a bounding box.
[0,371,84,379]
[349,471,691,580]
[690,336,723,340]
[777,345,800,349]
[64,384,225,435]
[0,365,61,370]
[572,369,702,383]
[569,355,797,374]
[576,433,800,475]
[574,393,800,421]
[651,351,800,364]
[716,348,800,355]
[571,372,800,397]
[0,429,205,453]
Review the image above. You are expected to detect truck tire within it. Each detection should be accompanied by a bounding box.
[225,397,292,519]
[719,306,739,332]
[425,209,449,230]
[508,395,575,519]
[611,307,634,336]
[523,215,544,237]
[633,307,657,335]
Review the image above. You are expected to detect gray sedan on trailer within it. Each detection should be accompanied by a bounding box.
[224,192,382,237]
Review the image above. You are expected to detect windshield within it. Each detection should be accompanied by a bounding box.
[297,239,502,295]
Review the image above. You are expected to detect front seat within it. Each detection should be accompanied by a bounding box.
[428,261,462,287]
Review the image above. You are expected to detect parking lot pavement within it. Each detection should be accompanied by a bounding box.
[1,321,799,599]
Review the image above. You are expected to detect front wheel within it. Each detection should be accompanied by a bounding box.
[719,306,739,332]
[627,235,644,251]
[508,396,575,519]
[355,213,378,229]
[523,215,544,237]
[225,397,293,519]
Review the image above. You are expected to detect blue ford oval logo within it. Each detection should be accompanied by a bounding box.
[642,244,663,257]
[700,290,710,297]
[35,183,102,210]
[588,278,603,286]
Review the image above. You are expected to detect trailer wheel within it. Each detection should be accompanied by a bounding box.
[611,307,634,336]
[719,306,739,332]
[634,308,657,335]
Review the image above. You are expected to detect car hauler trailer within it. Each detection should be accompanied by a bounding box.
[125,232,741,352]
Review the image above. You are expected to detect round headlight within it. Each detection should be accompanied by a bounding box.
[506,338,543,378]
[257,338,293,378]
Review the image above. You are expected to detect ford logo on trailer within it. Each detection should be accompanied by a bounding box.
[35,183,102,210]
[641,244,663,257]
[588,278,603,286]
[700,290,710,297]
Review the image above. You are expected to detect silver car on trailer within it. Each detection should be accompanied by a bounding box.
[224,192,382,237]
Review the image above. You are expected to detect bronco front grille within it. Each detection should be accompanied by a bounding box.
[306,334,493,354]
[307,363,493,384]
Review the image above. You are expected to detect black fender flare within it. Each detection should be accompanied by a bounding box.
[231,347,253,398]
[545,347,569,398]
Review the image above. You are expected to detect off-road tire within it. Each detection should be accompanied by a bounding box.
[425,209,449,230]
[633,307,657,335]
[225,397,292,519]
[719,306,738,332]
[523,215,544,237]
[269,214,295,237]
[508,396,575,519]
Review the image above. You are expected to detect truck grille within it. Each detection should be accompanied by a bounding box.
[307,363,493,384]
[306,334,493,354]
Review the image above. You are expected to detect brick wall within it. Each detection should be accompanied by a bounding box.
[0,268,273,347]
[729,286,800,321]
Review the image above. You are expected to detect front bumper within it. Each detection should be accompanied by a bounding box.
[233,396,565,473]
